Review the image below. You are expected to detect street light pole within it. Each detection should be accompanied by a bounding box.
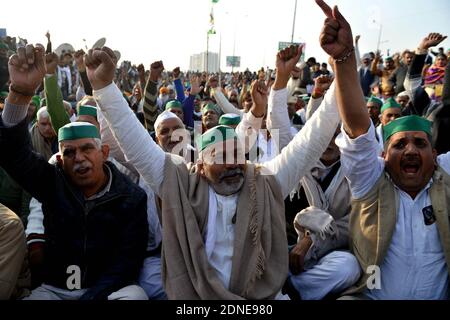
[291,0,298,43]
[376,23,383,53]
[206,32,209,73]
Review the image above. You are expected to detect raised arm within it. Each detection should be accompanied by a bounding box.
[85,47,165,196]
[74,49,93,96]
[354,35,361,70]
[236,80,267,155]
[306,74,333,120]
[262,82,339,198]
[183,75,203,128]
[44,52,71,132]
[370,52,383,77]
[142,61,164,132]
[404,33,447,115]
[0,44,56,203]
[266,45,304,151]
[315,0,369,139]
[172,67,186,103]
[210,76,244,116]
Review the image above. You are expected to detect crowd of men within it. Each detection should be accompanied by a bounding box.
[0,0,449,300]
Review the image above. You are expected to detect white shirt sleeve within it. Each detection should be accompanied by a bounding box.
[261,82,341,198]
[266,88,294,151]
[25,197,45,238]
[235,111,262,155]
[437,152,450,175]
[94,83,166,196]
[305,96,324,121]
[335,123,385,199]
[211,88,244,117]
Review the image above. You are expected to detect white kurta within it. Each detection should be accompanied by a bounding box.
[336,123,450,300]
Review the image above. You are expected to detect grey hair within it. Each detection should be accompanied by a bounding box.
[36,107,50,121]
[58,138,102,153]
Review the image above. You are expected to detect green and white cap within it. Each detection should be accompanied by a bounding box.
[383,115,432,142]
[367,96,383,107]
[165,100,183,111]
[202,103,222,116]
[219,113,241,126]
[381,97,401,113]
[58,122,100,142]
[77,105,98,118]
[196,125,238,152]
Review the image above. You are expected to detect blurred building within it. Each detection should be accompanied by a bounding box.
[189,52,219,73]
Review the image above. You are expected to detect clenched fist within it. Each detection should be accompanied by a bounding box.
[8,44,46,96]
[84,47,116,91]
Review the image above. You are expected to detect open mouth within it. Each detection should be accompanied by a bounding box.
[401,163,420,175]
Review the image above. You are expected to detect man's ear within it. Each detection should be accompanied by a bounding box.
[101,144,110,161]
[432,148,438,166]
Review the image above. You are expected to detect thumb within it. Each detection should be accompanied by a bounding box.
[332,5,350,29]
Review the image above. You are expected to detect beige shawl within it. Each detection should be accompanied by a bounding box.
[160,154,288,300]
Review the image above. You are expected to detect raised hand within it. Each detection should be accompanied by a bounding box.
[149,61,164,82]
[45,52,59,75]
[84,46,116,91]
[8,44,46,96]
[315,74,333,92]
[45,31,51,42]
[313,74,333,98]
[137,64,145,76]
[207,75,219,89]
[189,75,203,96]
[355,35,360,44]
[273,44,302,90]
[172,67,181,79]
[419,33,447,51]
[250,79,268,117]
[316,0,353,61]
[74,49,86,72]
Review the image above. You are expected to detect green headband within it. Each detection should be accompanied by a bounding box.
[367,96,383,108]
[0,91,8,98]
[202,103,222,116]
[197,125,238,152]
[0,42,8,50]
[219,114,241,126]
[165,100,183,111]
[381,97,401,113]
[58,122,100,142]
[383,115,432,143]
[78,105,98,118]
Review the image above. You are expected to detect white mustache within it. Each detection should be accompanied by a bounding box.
[73,162,92,173]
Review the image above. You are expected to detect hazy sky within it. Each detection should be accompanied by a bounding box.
[2,0,449,71]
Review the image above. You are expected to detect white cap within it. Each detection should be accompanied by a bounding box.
[154,110,185,132]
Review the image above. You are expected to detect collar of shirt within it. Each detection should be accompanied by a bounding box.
[85,164,113,201]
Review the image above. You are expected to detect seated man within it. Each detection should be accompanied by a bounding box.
[315,0,449,299]
[85,42,341,299]
[0,44,149,300]
[285,129,361,300]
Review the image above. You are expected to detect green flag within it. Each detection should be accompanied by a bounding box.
[212,0,220,3]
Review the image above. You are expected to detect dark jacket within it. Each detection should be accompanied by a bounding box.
[389,63,408,94]
[0,118,149,300]
[359,66,375,97]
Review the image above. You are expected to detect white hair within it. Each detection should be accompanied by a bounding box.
[36,107,50,121]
